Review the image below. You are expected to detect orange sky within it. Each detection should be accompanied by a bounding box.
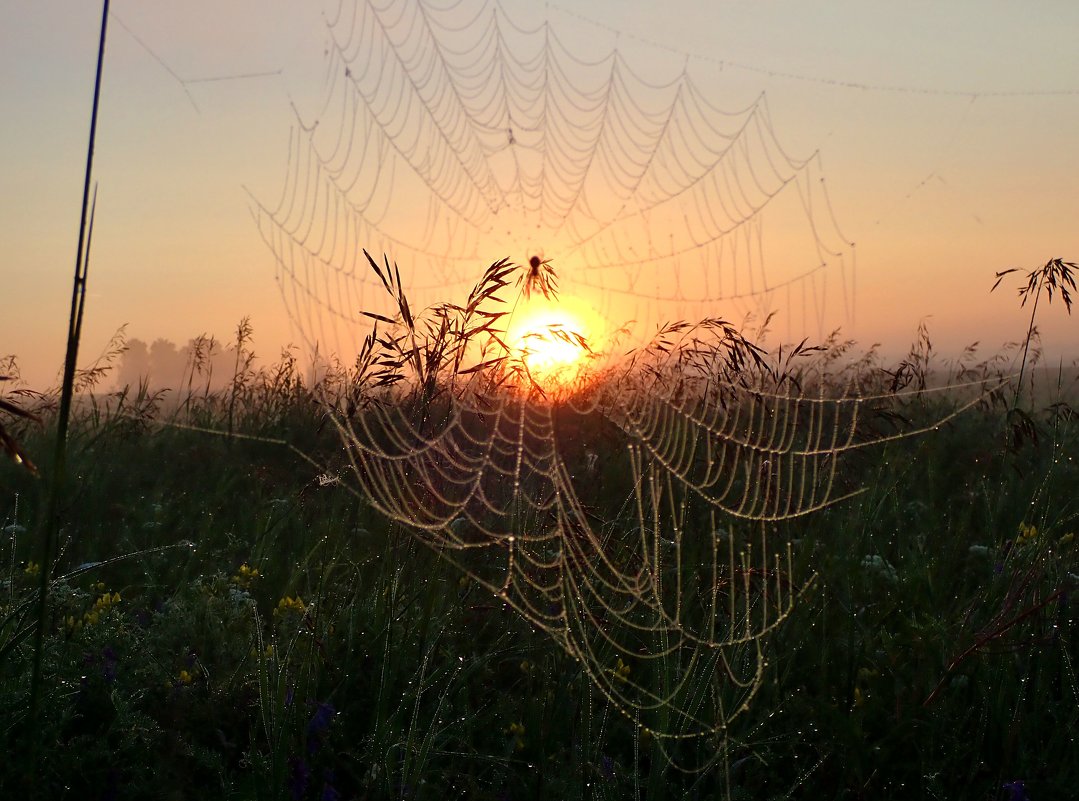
[2,1,1077,390]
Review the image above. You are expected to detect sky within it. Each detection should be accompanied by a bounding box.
[2,0,1077,390]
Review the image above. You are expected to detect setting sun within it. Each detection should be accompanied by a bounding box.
[506,296,603,385]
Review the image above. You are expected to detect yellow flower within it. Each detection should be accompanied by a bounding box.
[612,657,631,683]
[1018,522,1039,544]
[178,669,194,685]
[1059,532,1075,547]
[82,591,121,626]
[506,722,526,750]
[231,563,261,589]
[23,561,40,577]
[274,595,306,617]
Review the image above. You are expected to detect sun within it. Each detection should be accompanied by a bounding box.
[506,297,601,387]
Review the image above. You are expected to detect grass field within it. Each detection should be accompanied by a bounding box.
[1,319,1077,801]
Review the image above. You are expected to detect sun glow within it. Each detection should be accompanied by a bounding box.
[506,297,604,387]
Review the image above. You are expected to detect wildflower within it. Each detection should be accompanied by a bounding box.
[1017,522,1039,545]
[506,721,526,751]
[275,595,306,617]
[23,560,40,577]
[83,591,121,626]
[1002,780,1028,801]
[320,770,341,801]
[307,702,336,742]
[1059,532,1075,547]
[612,657,631,682]
[600,754,615,779]
[231,562,261,589]
[288,756,310,801]
[860,554,898,583]
[101,646,118,684]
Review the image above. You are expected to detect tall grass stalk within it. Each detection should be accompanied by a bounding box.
[992,258,1077,410]
[27,0,110,772]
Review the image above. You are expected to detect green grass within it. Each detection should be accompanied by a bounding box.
[0,341,1076,801]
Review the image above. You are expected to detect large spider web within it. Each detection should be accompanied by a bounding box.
[250,0,957,749]
[252,0,855,357]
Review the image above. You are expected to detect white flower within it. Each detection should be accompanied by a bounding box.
[860,555,898,583]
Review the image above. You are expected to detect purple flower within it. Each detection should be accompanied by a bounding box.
[288,756,310,801]
[101,646,118,684]
[600,754,615,779]
[320,770,341,801]
[1003,780,1028,801]
[307,701,336,753]
[308,702,335,736]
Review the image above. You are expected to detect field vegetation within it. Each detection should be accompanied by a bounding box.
[1,261,1077,800]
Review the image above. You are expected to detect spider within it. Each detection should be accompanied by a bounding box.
[521,254,558,300]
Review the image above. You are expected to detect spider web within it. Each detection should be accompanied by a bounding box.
[252,0,855,359]
[323,315,989,750]
[250,0,958,749]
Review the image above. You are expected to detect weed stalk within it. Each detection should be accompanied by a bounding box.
[992,258,1076,411]
[27,0,111,772]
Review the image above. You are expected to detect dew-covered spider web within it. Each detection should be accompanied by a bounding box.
[253,0,856,353]
[251,0,982,751]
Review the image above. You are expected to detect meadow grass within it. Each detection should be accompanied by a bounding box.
[0,319,1076,800]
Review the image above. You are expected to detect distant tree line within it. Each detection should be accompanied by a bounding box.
[115,337,239,394]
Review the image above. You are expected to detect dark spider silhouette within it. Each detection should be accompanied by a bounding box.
[522,254,558,300]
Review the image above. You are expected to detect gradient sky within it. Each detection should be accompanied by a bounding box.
[2,0,1077,390]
